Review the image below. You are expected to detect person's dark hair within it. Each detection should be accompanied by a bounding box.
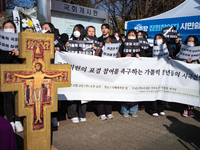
[60,33,69,44]
[55,28,60,37]
[70,24,86,40]
[184,35,200,46]
[143,31,148,39]
[127,29,138,39]
[138,30,146,38]
[3,20,17,33]
[86,26,96,36]
[42,22,64,47]
[121,34,125,38]
[101,23,110,29]
[153,34,166,46]
[103,35,118,46]
[113,31,122,42]
[42,22,56,34]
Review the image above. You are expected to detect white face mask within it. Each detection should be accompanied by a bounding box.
[155,39,163,46]
[115,37,119,41]
[41,30,48,33]
[187,42,195,47]
[4,29,15,33]
[128,36,136,39]
[73,31,81,38]
[138,36,143,38]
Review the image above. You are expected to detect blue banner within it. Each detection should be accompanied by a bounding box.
[127,15,200,42]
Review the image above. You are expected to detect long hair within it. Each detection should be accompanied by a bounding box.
[70,24,86,40]
[184,35,200,46]
[3,20,17,33]
[138,30,146,39]
[42,22,64,48]
[153,34,166,46]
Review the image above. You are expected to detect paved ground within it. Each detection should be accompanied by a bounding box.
[10,102,200,150]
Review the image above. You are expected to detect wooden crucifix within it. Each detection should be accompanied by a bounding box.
[0,32,71,150]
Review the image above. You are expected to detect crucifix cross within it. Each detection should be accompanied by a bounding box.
[0,32,71,150]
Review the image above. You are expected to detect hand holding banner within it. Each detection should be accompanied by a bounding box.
[55,52,200,107]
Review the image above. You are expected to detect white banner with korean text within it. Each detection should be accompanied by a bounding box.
[55,51,200,106]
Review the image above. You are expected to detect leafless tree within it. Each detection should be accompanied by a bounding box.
[91,0,185,33]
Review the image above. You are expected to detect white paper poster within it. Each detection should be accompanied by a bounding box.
[178,44,200,60]
[0,30,18,51]
[102,43,120,58]
[153,43,169,58]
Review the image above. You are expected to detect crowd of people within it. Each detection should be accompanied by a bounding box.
[0,20,199,132]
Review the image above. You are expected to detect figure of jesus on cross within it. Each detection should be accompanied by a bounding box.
[14,60,63,124]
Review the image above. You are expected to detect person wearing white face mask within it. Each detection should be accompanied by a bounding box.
[185,35,199,62]
[176,35,200,64]
[2,20,19,56]
[120,29,146,58]
[0,20,23,132]
[67,24,88,124]
[69,24,86,41]
[176,35,200,118]
[137,30,145,39]
[148,34,173,117]
[41,22,66,52]
[119,29,146,118]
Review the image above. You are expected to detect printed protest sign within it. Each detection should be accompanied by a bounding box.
[123,39,140,57]
[68,40,94,55]
[86,35,102,49]
[178,44,200,60]
[101,43,120,58]
[153,43,169,58]
[138,38,150,50]
[0,30,18,51]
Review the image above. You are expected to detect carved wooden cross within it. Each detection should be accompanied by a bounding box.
[0,32,71,150]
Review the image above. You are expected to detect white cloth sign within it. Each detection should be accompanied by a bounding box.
[0,30,18,51]
[31,18,42,33]
[153,43,169,58]
[178,44,200,60]
[55,52,200,107]
[101,43,120,58]
[12,10,20,33]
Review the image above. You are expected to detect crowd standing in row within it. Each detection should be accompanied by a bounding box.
[1,20,199,130]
